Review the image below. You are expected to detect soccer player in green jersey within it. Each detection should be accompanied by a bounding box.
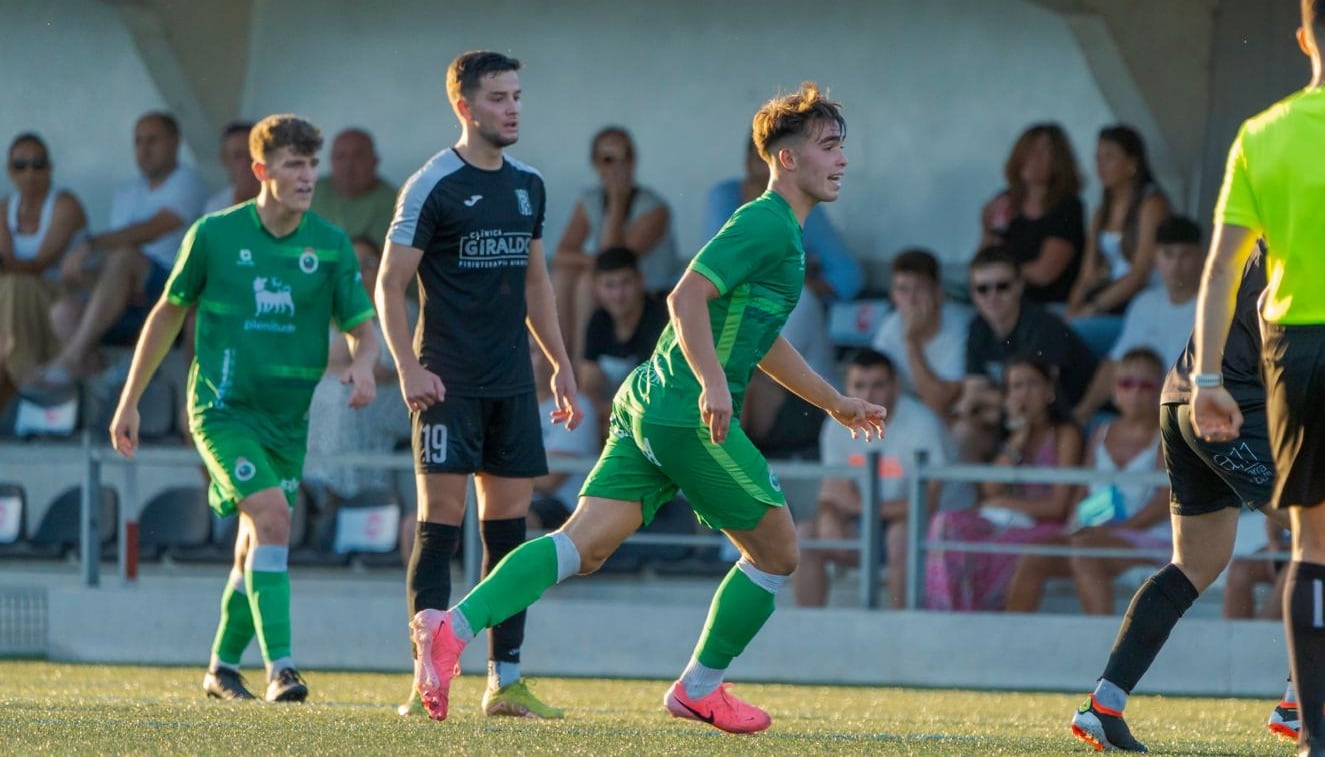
[408,82,887,732]
[1189,2,1325,753]
[109,114,379,703]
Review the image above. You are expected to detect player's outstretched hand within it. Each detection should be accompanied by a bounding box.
[109,404,140,459]
[342,359,377,409]
[699,381,733,445]
[828,394,888,442]
[549,367,584,431]
[1191,385,1242,442]
[399,363,445,413]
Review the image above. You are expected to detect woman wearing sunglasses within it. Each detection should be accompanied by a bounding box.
[0,133,88,411]
[1004,347,1169,614]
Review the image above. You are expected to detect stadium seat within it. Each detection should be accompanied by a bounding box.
[136,486,211,561]
[17,485,117,560]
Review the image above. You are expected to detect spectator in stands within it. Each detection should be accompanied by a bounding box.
[32,112,206,388]
[705,135,862,302]
[795,349,952,608]
[202,121,259,214]
[529,336,599,530]
[310,128,397,244]
[553,126,677,358]
[954,246,1097,462]
[870,248,969,419]
[1004,348,1169,614]
[925,356,1083,611]
[980,123,1085,305]
[304,238,409,509]
[742,285,834,459]
[0,133,88,411]
[1066,125,1171,321]
[577,247,667,435]
[1224,520,1289,619]
[1071,216,1203,425]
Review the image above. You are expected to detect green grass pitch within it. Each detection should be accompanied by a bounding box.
[0,661,1289,754]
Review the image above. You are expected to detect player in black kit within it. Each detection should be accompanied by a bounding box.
[376,50,582,719]
[1069,241,1294,752]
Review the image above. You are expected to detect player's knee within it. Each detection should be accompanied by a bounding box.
[574,545,613,575]
[751,542,798,576]
[243,496,291,545]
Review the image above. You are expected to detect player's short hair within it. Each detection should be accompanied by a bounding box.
[751,82,846,163]
[447,50,522,103]
[594,246,640,275]
[9,132,48,158]
[221,120,254,140]
[969,245,1020,273]
[1155,215,1202,246]
[847,348,895,377]
[891,248,940,283]
[249,115,322,161]
[1305,0,1325,40]
[1118,346,1164,375]
[138,111,180,138]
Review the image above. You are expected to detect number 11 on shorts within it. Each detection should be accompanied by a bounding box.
[421,423,448,464]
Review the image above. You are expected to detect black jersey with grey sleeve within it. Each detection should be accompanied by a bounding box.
[388,149,546,396]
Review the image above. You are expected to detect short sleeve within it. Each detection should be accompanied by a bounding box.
[689,206,783,296]
[332,234,376,332]
[532,177,546,240]
[1214,124,1260,230]
[387,172,439,249]
[164,219,208,306]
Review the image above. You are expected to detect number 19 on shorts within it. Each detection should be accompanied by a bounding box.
[420,423,448,464]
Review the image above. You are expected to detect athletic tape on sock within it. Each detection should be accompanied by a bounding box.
[247,545,289,573]
[736,557,788,594]
[551,531,581,582]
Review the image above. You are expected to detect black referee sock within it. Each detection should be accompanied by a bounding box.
[1100,563,1199,694]
[482,517,529,665]
[407,522,461,618]
[1285,561,1325,745]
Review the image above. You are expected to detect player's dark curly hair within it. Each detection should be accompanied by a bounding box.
[248,115,322,161]
[1306,0,1325,39]
[751,82,846,163]
[447,50,522,102]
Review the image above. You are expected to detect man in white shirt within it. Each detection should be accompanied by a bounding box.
[871,248,969,420]
[794,348,953,607]
[35,112,206,385]
[202,121,259,214]
[1073,217,1204,425]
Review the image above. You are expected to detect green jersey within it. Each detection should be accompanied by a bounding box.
[618,191,805,427]
[165,201,375,444]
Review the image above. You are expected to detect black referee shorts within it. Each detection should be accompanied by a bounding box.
[1263,323,1325,509]
[1162,402,1274,516]
[411,392,548,478]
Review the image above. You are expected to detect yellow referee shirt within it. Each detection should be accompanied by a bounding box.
[1214,86,1325,325]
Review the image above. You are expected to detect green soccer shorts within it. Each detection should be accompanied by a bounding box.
[581,405,785,532]
[192,417,305,517]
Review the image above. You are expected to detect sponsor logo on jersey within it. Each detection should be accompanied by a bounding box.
[280,478,300,494]
[238,249,254,266]
[463,194,483,207]
[514,189,533,216]
[299,248,319,274]
[245,277,296,333]
[234,458,256,482]
[458,229,532,269]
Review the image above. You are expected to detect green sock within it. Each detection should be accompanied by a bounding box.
[246,546,293,663]
[694,564,777,670]
[456,535,558,633]
[210,570,255,667]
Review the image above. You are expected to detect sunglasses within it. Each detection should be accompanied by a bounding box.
[10,158,50,172]
[1115,376,1159,391]
[973,280,1014,296]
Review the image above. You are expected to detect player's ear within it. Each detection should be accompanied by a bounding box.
[454,96,473,123]
[251,160,268,183]
[1298,26,1313,57]
[776,145,797,173]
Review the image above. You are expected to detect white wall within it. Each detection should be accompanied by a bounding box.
[241,0,1117,278]
[0,0,198,231]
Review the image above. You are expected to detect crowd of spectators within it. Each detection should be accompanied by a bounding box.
[2,114,1271,615]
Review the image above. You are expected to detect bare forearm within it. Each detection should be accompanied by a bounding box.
[119,302,187,408]
[375,279,420,373]
[906,339,961,415]
[758,336,839,410]
[345,321,381,369]
[671,291,724,387]
[93,214,181,251]
[526,275,572,370]
[597,201,630,250]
